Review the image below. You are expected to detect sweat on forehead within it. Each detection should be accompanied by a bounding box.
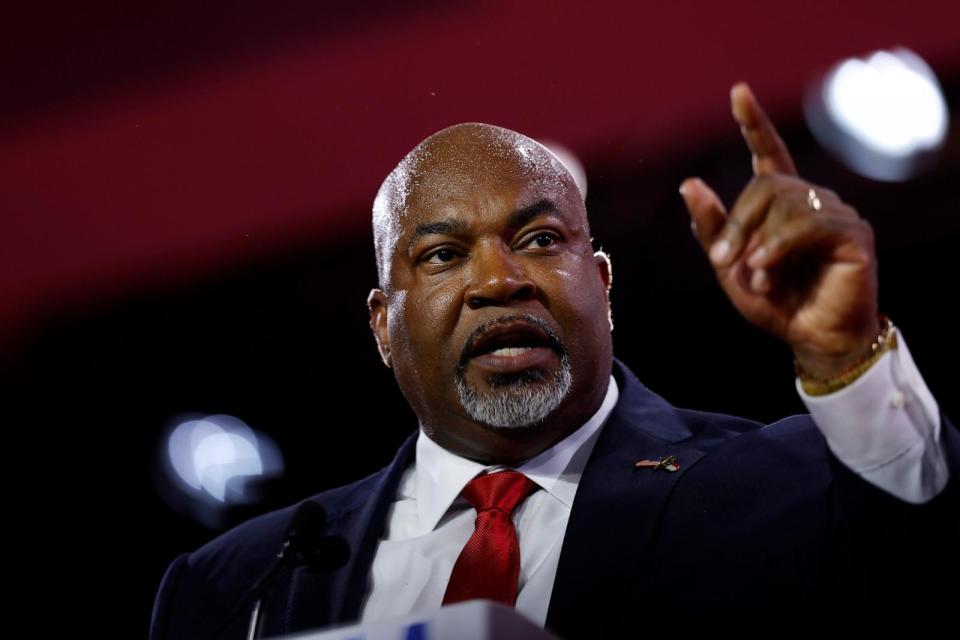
[372,122,585,286]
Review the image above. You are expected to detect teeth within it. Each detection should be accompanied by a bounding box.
[490,347,532,357]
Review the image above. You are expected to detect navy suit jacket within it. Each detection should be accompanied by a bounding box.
[150,360,959,639]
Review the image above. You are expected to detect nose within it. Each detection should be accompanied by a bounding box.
[465,241,537,309]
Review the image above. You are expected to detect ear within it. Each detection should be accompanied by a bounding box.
[594,250,614,332]
[367,288,392,368]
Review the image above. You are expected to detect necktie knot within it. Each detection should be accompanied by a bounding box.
[461,470,538,515]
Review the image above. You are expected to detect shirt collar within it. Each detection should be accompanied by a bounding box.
[414,376,619,534]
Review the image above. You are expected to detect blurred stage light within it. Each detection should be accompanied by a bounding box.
[805,47,948,182]
[191,428,262,502]
[161,414,284,525]
[540,140,588,199]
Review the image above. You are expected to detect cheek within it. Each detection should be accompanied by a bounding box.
[547,254,606,312]
[542,257,611,348]
[406,279,462,331]
[386,289,411,352]
[390,281,463,362]
[423,283,462,323]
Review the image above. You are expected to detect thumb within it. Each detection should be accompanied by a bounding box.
[680,177,727,254]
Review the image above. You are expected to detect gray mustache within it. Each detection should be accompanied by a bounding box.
[458,314,567,369]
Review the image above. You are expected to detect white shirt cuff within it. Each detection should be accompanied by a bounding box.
[797,332,949,504]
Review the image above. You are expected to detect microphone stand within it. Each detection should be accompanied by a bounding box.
[210,502,350,640]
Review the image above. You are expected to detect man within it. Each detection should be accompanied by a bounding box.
[151,85,957,639]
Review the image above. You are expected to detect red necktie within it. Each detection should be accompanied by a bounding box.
[442,471,539,606]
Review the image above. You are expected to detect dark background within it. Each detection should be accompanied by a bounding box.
[2,2,958,635]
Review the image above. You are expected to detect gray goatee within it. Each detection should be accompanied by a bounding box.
[455,315,572,429]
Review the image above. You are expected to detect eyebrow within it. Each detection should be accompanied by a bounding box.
[508,198,565,228]
[405,199,569,254]
[407,219,468,254]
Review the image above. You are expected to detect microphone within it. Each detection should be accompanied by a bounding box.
[282,501,350,575]
[210,501,350,640]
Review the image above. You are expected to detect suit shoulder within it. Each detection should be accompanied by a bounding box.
[151,456,405,639]
[182,466,389,587]
[611,359,817,451]
[675,408,821,449]
[679,411,830,492]
[189,471,383,568]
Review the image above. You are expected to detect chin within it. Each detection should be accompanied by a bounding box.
[455,356,572,429]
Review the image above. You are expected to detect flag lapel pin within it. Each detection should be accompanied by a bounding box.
[634,454,680,472]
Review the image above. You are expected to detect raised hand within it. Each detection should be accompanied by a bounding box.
[680,83,880,379]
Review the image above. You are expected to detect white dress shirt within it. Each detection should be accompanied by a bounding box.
[799,334,947,503]
[360,333,948,626]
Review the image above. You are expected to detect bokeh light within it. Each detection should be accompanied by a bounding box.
[805,47,948,181]
[159,413,284,527]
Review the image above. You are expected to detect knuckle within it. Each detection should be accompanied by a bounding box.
[764,235,783,256]
[851,243,874,264]
[819,187,839,201]
[751,173,775,192]
[788,216,814,239]
[722,216,745,243]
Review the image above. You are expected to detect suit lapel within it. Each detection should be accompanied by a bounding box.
[546,362,706,638]
[281,432,418,634]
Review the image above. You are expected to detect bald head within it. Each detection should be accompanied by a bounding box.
[372,123,587,288]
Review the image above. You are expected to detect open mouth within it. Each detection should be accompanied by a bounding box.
[460,315,564,375]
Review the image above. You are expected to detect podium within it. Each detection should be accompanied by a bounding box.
[276,600,559,640]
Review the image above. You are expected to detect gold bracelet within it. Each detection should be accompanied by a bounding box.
[796,315,898,397]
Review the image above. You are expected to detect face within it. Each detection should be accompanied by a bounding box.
[368,124,613,464]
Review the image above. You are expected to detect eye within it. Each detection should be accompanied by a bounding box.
[422,247,460,264]
[520,231,560,250]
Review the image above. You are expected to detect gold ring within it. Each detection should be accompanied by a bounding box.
[806,188,822,212]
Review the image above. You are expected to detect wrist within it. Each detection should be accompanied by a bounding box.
[795,315,896,396]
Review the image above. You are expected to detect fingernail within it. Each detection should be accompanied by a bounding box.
[747,246,767,268]
[750,268,768,292]
[710,239,730,264]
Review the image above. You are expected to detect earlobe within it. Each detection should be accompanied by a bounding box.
[367,289,392,368]
[594,250,614,332]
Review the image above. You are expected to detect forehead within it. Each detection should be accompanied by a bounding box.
[408,165,568,227]
[382,125,581,226]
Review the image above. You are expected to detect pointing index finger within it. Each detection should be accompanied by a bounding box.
[732,82,798,177]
